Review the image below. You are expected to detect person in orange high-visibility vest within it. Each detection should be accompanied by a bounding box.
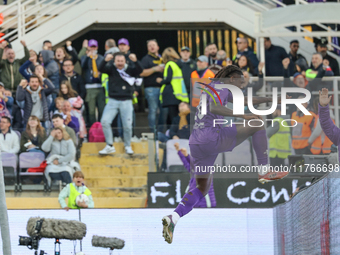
[190,55,215,108]
[308,97,334,155]
[291,98,315,155]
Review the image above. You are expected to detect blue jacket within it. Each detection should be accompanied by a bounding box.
[81,54,104,86]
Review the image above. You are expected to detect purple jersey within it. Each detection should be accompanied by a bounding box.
[190,82,234,144]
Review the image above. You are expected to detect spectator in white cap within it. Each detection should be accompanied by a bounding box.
[81,39,105,126]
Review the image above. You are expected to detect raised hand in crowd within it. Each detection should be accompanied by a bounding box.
[129,53,137,62]
[82,39,88,48]
[0,41,8,49]
[282,58,290,69]
[20,40,26,47]
[29,50,38,64]
[258,62,265,74]
[64,114,72,125]
[50,129,57,138]
[19,79,28,89]
[319,88,332,107]
[323,59,330,68]
[105,53,114,62]
[226,59,233,66]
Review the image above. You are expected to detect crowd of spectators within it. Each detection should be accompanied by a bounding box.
[0,33,338,178]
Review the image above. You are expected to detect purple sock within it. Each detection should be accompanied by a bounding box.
[252,129,268,165]
[174,187,204,217]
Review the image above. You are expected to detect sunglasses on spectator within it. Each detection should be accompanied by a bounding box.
[63,64,73,67]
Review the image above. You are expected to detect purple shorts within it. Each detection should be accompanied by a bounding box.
[189,125,237,175]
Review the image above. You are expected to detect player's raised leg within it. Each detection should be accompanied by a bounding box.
[235,121,289,183]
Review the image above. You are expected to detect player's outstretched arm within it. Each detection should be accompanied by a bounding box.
[318,88,340,146]
[244,96,272,106]
[210,102,261,120]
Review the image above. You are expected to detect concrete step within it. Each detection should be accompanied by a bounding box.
[85,176,147,188]
[5,196,146,209]
[81,142,149,155]
[79,153,148,166]
[81,165,149,178]
[90,187,147,198]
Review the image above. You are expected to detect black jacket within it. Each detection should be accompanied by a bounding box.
[98,60,143,100]
[141,53,163,88]
[60,72,86,99]
[170,114,190,139]
[179,59,197,94]
[324,53,339,76]
[265,44,288,76]
[11,104,23,131]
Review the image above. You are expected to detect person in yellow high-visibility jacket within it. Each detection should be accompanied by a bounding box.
[58,171,94,210]
[157,47,189,125]
[267,105,292,167]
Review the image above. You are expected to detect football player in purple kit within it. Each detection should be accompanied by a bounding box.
[162,65,289,244]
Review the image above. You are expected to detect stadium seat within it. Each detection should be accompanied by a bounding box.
[2,152,18,190]
[166,139,190,172]
[18,152,46,192]
[14,130,21,140]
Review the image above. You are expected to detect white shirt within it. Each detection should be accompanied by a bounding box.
[0,129,20,153]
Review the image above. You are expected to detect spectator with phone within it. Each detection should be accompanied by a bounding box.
[20,115,46,153]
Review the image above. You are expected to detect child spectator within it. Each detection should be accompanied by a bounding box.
[20,115,46,153]
[174,142,216,208]
[58,80,78,100]
[54,97,64,114]
[58,171,94,210]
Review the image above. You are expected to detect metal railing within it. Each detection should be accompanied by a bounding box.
[0,0,83,42]
[240,0,340,52]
